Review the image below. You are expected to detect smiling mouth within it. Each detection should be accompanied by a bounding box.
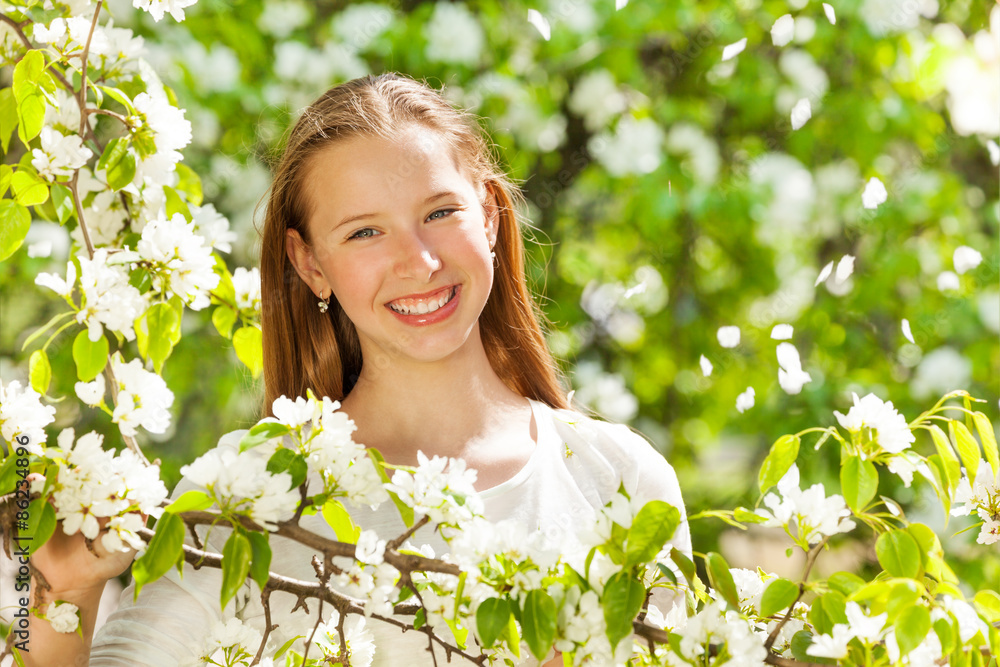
[386,286,458,315]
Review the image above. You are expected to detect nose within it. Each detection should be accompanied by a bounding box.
[393,227,441,283]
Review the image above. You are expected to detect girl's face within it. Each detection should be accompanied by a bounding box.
[286,124,498,369]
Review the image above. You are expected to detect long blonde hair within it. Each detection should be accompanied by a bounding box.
[258,73,568,416]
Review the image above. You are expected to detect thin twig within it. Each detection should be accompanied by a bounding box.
[764,537,828,652]
[386,514,430,551]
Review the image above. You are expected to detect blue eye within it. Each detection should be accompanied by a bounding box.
[348,228,377,240]
[428,209,456,221]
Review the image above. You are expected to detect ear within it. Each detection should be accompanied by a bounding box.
[481,181,500,249]
[285,229,329,298]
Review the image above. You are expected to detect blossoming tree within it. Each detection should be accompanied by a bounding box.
[1,1,998,666]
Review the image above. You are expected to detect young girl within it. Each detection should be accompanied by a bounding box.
[27,73,690,667]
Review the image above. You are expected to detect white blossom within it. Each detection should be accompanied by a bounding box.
[46,602,80,634]
[232,267,261,312]
[699,354,713,377]
[953,245,983,275]
[192,203,236,254]
[771,324,793,340]
[0,380,55,453]
[76,249,146,342]
[756,465,856,544]
[776,342,812,395]
[835,255,855,283]
[132,0,197,22]
[815,260,834,286]
[952,460,1000,545]
[35,259,77,298]
[31,127,93,181]
[771,15,795,47]
[568,69,627,132]
[110,354,174,436]
[355,529,386,565]
[137,213,219,310]
[790,98,812,130]
[823,3,836,24]
[717,326,741,348]
[736,386,755,413]
[937,270,961,291]
[203,617,262,661]
[386,452,483,525]
[589,116,664,176]
[902,318,915,344]
[132,91,192,182]
[833,392,915,454]
[423,3,483,65]
[861,177,887,209]
[845,601,886,642]
[312,610,376,667]
[722,38,747,61]
[74,375,106,406]
[527,9,550,40]
[806,624,852,659]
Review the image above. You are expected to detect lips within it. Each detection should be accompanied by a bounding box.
[385,285,457,315]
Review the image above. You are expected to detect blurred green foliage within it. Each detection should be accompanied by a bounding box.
[2,0,997,587]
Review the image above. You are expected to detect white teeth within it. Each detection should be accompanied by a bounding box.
[389,288,454,315]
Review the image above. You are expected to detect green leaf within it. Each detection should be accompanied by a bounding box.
[322,499,361,544]
[808,592,847,636]
[11,169,48,207]
[973,590,1000,624]
[72,329,108,382]
[28,349,51,395]
[840,454,878,514]
[476,597,511,649]
[246,531,272,590]
[212,305,238,339]
[759,578,799,617]
[49,184,74,224]
[23,499,56,557]
[238,421,292,451]
[367,448,414,527]
[875,529,921,579]
[0,164,12,198]
[175,163,203,206]
[601,571,644,650]
[221,530,252,608]
[0,199,32,261]
[734,506,767,524]
[624,500,680,568]
[164,185,192,222]
[933,617,956,654]
[0,454,20,495]
[906,523,940,577]
[164,489,214,514]
[706,552,740,609]
[12,51,46,144]
[96,137,135,191]
[266,449,307,489]
[233,325,263,377]
[97,85,135,114]
[131,512,185,598]
[951,421,981,479]
[0,88,16,154]
[136,302,181,373]
[519,589,557,658]
[758,434,800,493]
[972,412,998,478]
[894,605,930,657]
[886,581,921,622]
[670,547,697,586]
[827,571,866,598]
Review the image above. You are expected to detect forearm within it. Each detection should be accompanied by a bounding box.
[20,579,104,667]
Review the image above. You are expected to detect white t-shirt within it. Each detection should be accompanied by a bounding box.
[91,399,690,666]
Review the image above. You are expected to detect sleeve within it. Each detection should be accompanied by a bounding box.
[90,431,251,667]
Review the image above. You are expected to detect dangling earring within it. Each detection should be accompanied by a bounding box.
[490,250,498,267]
[318,290,330,313]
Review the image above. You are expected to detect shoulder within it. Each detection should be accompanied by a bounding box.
[537,402,684,509]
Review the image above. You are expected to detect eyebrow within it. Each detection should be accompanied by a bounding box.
[332,191,460,231]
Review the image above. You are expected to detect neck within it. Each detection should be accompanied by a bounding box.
[339,327,528,463]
